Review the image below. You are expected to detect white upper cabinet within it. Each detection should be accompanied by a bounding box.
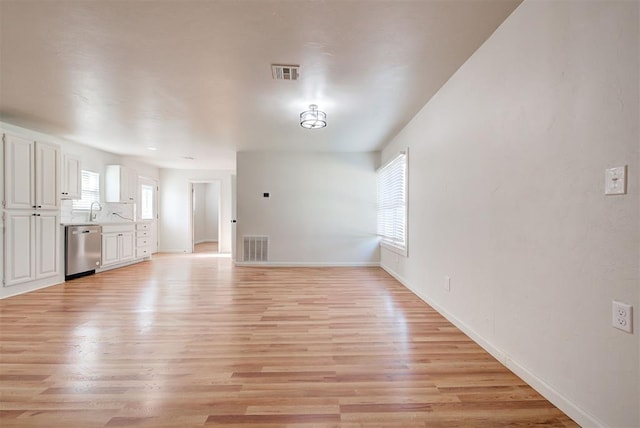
[4,134,60,210]
[4,134,34,209]
[61,154,81,200]
[35,141,61,209]
[105,165,137,203]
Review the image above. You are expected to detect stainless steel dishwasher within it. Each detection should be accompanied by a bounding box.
[65,225,102,280]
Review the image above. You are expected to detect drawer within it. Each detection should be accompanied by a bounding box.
[137,230,150,238]
[136,222,152,231]
[102,223,135,234]
[136,247,152,258]
[137,237,152,247]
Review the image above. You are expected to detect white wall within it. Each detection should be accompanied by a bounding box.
[380,2,639,427]
[236,151,379,265]
[0,132,4,285]
[193,182,221,244]
[193,183,207,243]
[159,169,233,253]
[205,182,220,242]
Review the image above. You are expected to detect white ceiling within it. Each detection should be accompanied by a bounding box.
[0,0,520,170]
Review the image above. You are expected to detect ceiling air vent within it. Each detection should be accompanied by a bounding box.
[271,64,299,81]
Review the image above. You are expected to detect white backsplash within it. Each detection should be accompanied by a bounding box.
[61,200,136,223]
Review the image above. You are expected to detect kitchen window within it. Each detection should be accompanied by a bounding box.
[72,170,100,210]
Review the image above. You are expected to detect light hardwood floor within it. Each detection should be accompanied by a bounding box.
[0,253,577,427]
[194,242,219,254]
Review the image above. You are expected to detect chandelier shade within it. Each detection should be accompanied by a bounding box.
[299,104,327,129]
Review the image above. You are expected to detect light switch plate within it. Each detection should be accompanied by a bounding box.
[605,166,627,195]
[443,276,451,292]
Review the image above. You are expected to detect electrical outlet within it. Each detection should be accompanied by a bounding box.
[612,301,633,333]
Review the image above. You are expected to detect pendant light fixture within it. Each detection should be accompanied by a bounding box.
[299,104,327,129]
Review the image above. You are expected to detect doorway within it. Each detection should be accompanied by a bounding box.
[190,181,222,255]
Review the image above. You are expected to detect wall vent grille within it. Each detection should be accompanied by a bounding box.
[271,64,299,80]
[243,236,269,262]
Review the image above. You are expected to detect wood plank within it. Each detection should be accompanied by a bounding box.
[0,253,578,427]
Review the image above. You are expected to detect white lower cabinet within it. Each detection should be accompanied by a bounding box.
[135,222,154,259]
[101,233,120,266]
[4,211,59,287]
[35,213,59,278]
[120,232,135,260]
[101,224,135,267]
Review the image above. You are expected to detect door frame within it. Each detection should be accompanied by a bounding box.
[188,180,222,254]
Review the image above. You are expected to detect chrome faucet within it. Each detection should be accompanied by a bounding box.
[89,201,102,222]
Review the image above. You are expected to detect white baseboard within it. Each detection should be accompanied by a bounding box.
[96,257,147,273]
[234,261,380,267]
[0,275,64,299]
[380,263,605,428]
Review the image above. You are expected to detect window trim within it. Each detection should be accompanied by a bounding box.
[377,150,408,257]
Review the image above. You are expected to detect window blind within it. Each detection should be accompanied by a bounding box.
[377,152,407,253]
[72,170,100,210]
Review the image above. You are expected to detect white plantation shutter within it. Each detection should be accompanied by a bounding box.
[377,152,407,254]
[72,170,100,210]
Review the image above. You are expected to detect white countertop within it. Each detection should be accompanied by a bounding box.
[60,220,150,226]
